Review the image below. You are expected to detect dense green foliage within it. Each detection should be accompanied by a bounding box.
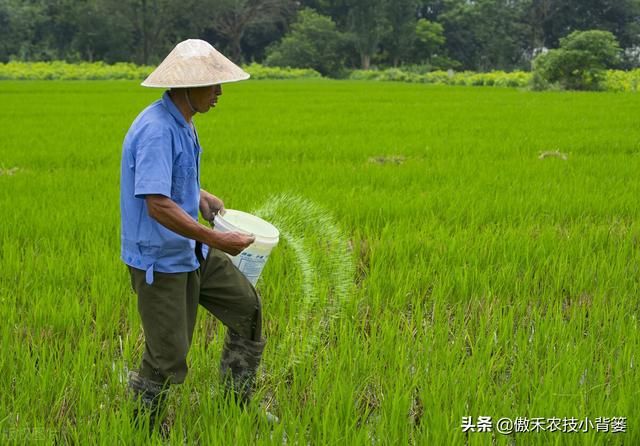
[0,61,320,81]
[242,63,322,80]
[350,66,640,92]
[533,30,622,90]
[603,69,640,92]
[349,68,531,88]
[3,61,640,92]
[1,0,639,72]
[264,9,348,77]
[1,80,639,444]
[414,19,449,68]
[0,61,153,81]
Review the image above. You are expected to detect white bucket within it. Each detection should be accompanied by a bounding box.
[213,209,279,286]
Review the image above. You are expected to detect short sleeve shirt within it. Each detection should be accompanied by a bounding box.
[120,92,202,283]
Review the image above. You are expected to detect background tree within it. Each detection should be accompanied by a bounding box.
[414,19,445,64]
[523,0,559,51]
[382,0,417,67]
[346,0,389,69]
[265,8,347,76]
[543,0,640,50]
[298,0,350,28]
[439,0,529,71]
[1,0,640,75]
[207,0,295,63]
[532,29,622,90]
[0,0,49,61]
[67,0,134,62]
[129,0,173,64]
[237,15,291,62]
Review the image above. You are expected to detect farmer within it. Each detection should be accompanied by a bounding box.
[120,39,267,432]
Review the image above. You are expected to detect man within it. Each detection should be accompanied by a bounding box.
[120,39,267,432]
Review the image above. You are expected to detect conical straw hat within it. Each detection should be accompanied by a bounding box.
[141,39,250,88]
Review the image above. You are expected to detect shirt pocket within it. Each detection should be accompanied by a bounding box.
[171,163,197,200]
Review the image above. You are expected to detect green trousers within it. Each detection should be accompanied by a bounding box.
[128,247,262,385]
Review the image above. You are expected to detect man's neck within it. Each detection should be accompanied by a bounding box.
[168,90,195,124]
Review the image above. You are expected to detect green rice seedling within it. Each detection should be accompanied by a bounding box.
[0,80,638,444]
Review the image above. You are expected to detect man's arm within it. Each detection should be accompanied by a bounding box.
[145,194,254,256]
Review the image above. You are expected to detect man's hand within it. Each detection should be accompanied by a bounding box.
[199,189,225,223]
[209,230,255,256]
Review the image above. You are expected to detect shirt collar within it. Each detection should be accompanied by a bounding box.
[161,91,190,128]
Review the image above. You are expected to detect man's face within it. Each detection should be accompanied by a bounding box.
[189,84,223,113]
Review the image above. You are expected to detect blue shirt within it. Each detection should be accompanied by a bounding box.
[120,91,202,284]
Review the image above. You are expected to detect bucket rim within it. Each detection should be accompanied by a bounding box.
[214,209,280,242]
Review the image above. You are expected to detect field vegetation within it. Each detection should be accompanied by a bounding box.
[3,61,640,93]
[0,80,639,444]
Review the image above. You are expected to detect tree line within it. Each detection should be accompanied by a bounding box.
[1,0,639,74]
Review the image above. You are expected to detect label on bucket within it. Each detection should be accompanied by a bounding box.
[234,252,269,286]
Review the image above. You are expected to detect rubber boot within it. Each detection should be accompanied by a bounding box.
[219,331,279,423]
[219,331,265,404]
[128,371,170,437]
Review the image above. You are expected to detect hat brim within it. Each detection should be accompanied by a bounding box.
[141,73,250,88]
[141,39,251,88]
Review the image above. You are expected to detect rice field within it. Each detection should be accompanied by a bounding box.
[0,80,639,445]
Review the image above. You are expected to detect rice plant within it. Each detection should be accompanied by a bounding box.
[0,80,638,444]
